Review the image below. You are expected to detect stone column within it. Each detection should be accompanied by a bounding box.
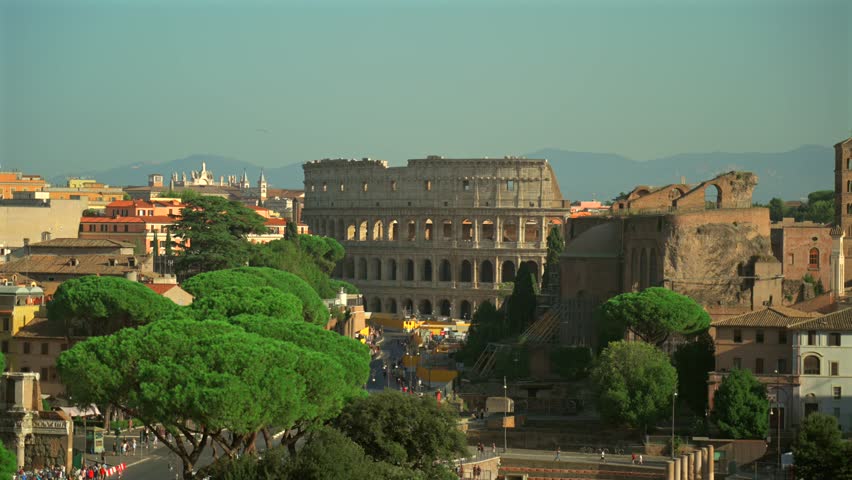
[686,452,695,480]
[667,461,675,480]
[707,445,714,480]
[472,258,479,287]
[15,434,24,469]
[495,216,502,246]
[518,215,525,244]
[495,256,501,284]
[681,455,690,480]
[673,457,681,480]
[695,448,704,480]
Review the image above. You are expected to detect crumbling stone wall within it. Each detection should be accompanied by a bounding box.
[25,435,66,469]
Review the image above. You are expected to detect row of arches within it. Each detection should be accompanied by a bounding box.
[629,246,661,291]
[341,257,540,284]
[363,297,477,319]
[310,216,563,244]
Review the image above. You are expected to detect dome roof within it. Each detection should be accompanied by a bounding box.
[561,222,621,258]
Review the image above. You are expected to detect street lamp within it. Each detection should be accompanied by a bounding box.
[503,376,508,453]
[671,392,678,459]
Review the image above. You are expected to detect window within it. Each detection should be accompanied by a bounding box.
[2,317,8,332]
[123,225,128,232]
[463,180,471,191]
[804,355,820,374]
[733,357,742,369]
[322,182,327,192]
[507,180,515,191]
[40,343,48,355]
[391,180,398,192]
[808,330,817,345]
[23,342,30,354]
[362,182,368,192]
[310,184,315,192]
[112,225,117,232]
[339,183,344,192]
[788,253,794,265]
[756,330,764,344]
[829,332,842,346]
[831,361,840,376]
[777,358,787,374]
[809,248,820,269]
[848,203,852,214]
[424,180,432,191]
[834,386,842,399]
[40,367,48,379]
[734,329,742,343]
[778,330,787,344]
[755,358,764,374]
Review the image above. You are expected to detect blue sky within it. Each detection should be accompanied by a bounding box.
[1,0,849,173]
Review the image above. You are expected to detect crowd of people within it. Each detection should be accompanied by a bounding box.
[14,462,125,480]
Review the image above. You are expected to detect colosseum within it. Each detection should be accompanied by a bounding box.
[301,156,573,319]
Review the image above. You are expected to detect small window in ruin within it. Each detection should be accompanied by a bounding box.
[463,180,470,191]
[391,180,398,192]
[339,183,345,192]
[507,180,515,192]
[362,182,368,192]
[322,182,328,192]
[425,180,432,191]
[809,248,819,269]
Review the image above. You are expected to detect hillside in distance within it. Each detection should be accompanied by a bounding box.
[59,145,833,203]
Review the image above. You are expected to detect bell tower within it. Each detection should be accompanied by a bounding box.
[834,137,852,282]
[258,169,268,203]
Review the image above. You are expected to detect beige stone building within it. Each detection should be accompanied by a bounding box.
[302,157,572,318]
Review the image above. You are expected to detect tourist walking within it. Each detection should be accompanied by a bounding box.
[554,446,561,462]
[600,449,606,463]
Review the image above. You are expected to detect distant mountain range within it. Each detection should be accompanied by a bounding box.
[53,145,833,203]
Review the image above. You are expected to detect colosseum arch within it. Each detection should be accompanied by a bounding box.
[358,257,368,280]
[439,299,451,317]
[386,298,398,314]
[327,220,336,239]
[704,184,722,209]
[439,259,452,282]
[461,219,474,241]
[389,220,398,241]
[358,220,369,241]
[372,220,384,241]
[524,219,540,243]
[370,297,382,313]
[403,299,414,315]
[522,260,539,281]
[481,220,495,241]
[649,248,659,286]
[407,220,416,241]
[422,259,433,281]
[480,260,494,283]
[424,219,434,241]
[502,221,518,242]
[388,258,398,281]
[404,259,415,281]
[460,260,472,282]
[346,223,356,241]
[460,300,472,320]
[372,258,382,281]
[337,219,345,240]
[442,220,453,240]
[639,249,648,289]
[419,299,433,315]
[501,260,516,282]
[344,257,355,278]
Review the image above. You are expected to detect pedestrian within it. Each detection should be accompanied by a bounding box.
[600,449,606,464]
[554,446,561,461]
[132,438,137,455]
[631,452,636,464]
[491,442,496,454]
[639,454,644,465]
[112,441,118,456]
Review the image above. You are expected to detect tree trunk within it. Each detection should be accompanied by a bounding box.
[103,404,112,432]
[261,428,271,450]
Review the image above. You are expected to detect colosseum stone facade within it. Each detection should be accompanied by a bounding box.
[302,156,573,319]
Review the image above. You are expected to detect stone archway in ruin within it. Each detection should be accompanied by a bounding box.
[480,260,494,283]
[407,220,416,241]
[439,260,452,282]
[424,219,434,241]
[460,260,472,282]
[387,298,398,314]
[405,259,415,281]
[501,260,516,282]
[502,221,518,242]
[704,184,722,209]
[461,219,474,241]
[522,260,539,281]
[388,259,398,281]
[442,220,453,240]
[372,258,382,281]
[481,220,495,241]
[370,297,382,313]
[372,220,384,241]
[419,299,433,315]
[439,299,451,317]
[358,220,369,241]
[524,219,540,243]
[389,220,398,241]
[460,300,472,320]
[346,224,356,241]
[344,257,355,278]
[358,257,368,280]
[422,259,433,281]
[403,299,414,315]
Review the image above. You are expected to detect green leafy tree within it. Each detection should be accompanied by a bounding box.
[165,230,174,257]
[457,300,505,365]
[807,200,834,224]
[542,225,564,293]
[182,267,329,326]
[711,369,768,439]
[591,341,678,435]
[285,220,299,242]
[792,413,852,480]
[298,235,345,275]
[187,286,303,322]
[506,262,538,334]
[47,276,180,336]
[332,391,467,472]
[672,332,715,414]
[549,346,594,380]
[171,195,269,276]
[768,197,785,222]
[596,287,711,348]
[0,355,18,477]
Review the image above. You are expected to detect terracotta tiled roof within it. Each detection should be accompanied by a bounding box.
[789,307,852,331]
[144,283,177,295]
[0,254,148,276]
[265,218,287,226]
[29,238,135,249]
[711,306,819,328]
[80,217,145,224]
[107,200,154,208]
